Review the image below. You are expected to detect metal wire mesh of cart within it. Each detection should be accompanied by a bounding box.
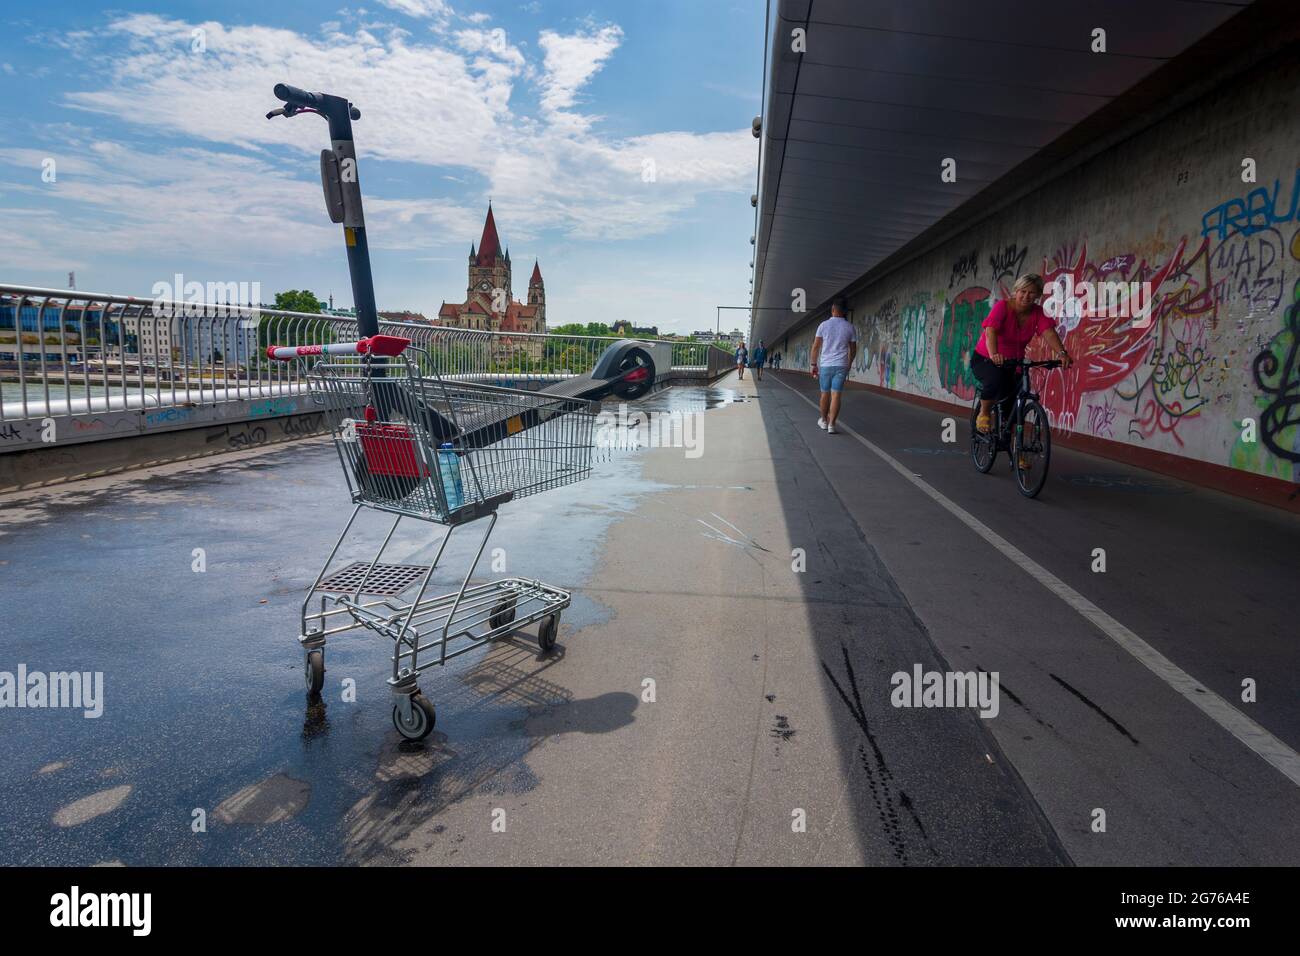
[307,347,599,521]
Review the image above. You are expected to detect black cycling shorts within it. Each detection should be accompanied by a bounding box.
[969,352,1020,403]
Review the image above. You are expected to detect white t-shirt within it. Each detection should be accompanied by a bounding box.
[815,316,857,368]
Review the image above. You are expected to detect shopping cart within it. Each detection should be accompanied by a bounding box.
[269,334,598,740]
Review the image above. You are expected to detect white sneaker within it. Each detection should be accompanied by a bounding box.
[826,423,837,434]
[817,418,827,429]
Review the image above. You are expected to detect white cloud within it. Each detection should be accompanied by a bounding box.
[0,138,481,273]
[536,24,622,117]
[39,14,752,243]
[373,0,450,17]
[61,15,519,168]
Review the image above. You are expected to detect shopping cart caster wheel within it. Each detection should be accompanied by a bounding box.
[537,614,559,652]
[393,694,436,741]
[490,598,517,631]
[304,649,325,695]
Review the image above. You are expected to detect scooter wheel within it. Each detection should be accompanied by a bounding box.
[612,348,654,400]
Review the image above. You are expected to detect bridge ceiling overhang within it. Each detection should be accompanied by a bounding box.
[751,0,1256,345]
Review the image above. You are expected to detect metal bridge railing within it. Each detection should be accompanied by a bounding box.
[0,284,733,422]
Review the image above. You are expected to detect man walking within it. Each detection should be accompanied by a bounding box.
[751,340,768,381]
[772,351,782,370]
[809,299,857,434]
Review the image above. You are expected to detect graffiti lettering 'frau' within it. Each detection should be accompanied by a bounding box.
[1200,168,1300,241]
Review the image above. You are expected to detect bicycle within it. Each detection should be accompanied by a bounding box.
[969,358,1061,498]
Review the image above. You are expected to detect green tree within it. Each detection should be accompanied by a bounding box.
[257,289,335,353]
[275,290,323,314]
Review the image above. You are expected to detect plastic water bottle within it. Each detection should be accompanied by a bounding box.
[438,442,463,512]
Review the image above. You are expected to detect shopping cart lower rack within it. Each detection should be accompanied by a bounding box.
[270,334,599,740]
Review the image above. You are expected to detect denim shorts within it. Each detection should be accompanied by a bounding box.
[818,365,848,392]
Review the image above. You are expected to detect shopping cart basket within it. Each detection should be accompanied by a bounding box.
[269,334,598,740]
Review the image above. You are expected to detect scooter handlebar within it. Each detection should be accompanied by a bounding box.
[273,84,320,108]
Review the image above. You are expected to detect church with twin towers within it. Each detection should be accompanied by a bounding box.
[437,203,545,336]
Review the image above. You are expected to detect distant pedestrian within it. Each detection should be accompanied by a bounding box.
[735,340,748,380]
[772,351,782,370]
[809,299,857,434]
[751,340,768,380]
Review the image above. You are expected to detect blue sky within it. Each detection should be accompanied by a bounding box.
[0,1,763,334]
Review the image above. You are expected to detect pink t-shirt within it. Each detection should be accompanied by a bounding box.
[974,299,1055,360]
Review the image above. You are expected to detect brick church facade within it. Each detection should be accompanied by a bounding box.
[437,204,545,340]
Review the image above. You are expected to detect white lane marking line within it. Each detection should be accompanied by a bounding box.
[774,375,1300,787]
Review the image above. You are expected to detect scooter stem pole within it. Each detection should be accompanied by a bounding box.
[319,93,379,339]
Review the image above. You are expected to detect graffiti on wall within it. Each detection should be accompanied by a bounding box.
[988,243,1028,292]
[1086,398,1118,438]
[851,296,894,378]
[1200,168,1300,241]
[935,286,990,401]
[949,250,979,289]
[1246,229,1300,465]
[1211,227,1287,318]
[900,295,929,378]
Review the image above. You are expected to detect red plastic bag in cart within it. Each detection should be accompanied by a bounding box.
[356,422,428,479]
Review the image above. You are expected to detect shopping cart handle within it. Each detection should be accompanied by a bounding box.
[266,335,411,361]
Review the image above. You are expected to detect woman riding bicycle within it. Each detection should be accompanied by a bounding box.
[971,273,1071,433]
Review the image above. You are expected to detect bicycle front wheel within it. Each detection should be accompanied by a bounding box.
[970,399,996,473]
[1013,399,1052,498]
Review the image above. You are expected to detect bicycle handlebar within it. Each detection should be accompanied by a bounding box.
[1004,358,1062,369]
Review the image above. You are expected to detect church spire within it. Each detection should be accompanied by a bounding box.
[530,260,543,285]
[476,203,501,266]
